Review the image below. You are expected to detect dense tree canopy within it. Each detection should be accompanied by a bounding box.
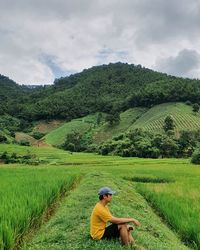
[1,63,200,122]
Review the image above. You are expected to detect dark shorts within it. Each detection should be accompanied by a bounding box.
[102,224,120,240]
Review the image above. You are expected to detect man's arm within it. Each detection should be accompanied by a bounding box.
[109,216,140,226]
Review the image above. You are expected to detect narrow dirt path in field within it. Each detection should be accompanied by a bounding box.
[27,172,191,250]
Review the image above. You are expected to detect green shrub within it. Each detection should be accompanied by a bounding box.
[67,143,75,152]
[191,149,200,164]
[185,100,192,105]
[0,151,43,165]
[119,148,131,157]
[32,131,45,140]
[112,133,124,141]
[99,140,119,155]
[18,140,30,146]
[85,144,98,153]
[61,131,90,152]
[0,133,7,143]
[1,151,8,160]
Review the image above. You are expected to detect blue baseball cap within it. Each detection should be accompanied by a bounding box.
[98,187,116,196]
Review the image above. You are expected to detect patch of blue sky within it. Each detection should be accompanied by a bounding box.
[96,47,129,64]
[40,54,76,79]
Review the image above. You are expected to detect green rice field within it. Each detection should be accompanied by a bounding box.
[0,163,79,249]
[0,144,200,249]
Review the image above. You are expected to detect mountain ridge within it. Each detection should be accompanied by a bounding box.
[1,62,200,121]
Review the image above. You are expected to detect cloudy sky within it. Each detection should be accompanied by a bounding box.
[0,0,200,85]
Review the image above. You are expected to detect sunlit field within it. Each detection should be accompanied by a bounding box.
[136,179,200,248]
[0,144,200,249]
[0,164,79,249]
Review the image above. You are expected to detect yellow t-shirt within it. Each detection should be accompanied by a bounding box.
[90,202,112,240]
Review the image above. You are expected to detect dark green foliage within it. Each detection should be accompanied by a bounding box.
[85,144,98,153]
[99,140,119,155]
[98,128,200,158]
[192,103,199,113]
[191,149,200,164]
[99,129,158,158]
[0,151,41,165]
[178,130,197,157]
[0,132,7,143]
[18,140,30,146]
[0,115,21,133]
[61,131,91,152]
[1,151,8,160]
[185,100,192,105]
[105,112,120,126]
[156,136,178,157]
[19,119,33,132]
[96,112,103,125]
[112,134,124,141]
[130,176,172,183]
[32,131,45,140]
[163,115,175,132]
[2,63,200,123]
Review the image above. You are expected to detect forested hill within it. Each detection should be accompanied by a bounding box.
[0,75,26,115]
[0,74,24,98]
[1,62,200,121]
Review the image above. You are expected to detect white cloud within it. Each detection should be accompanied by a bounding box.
[155,49,200,78]
[0,0,200,84]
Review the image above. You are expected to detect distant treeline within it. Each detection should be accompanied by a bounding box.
[59,127,200,160]
[1,63,200,122]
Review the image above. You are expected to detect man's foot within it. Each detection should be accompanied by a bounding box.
[130,241,145,250]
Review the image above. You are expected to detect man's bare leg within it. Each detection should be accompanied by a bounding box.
[118,224,129,246]
[127,225,135,244]
[128,231,135,244]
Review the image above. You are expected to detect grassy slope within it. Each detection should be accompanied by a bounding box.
[43,102,200,147]
[44,114,98,146]
[15,132,37,145]
[44,108,147,146]
[32,120,65,134]
[93,108,147,144]
[130,102,200,133]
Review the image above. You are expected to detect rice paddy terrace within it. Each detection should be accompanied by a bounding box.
[43,102,200,147]
[130,102,200,133]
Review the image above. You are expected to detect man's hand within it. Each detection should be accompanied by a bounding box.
[110,216,141,226]
[132,218,140,226]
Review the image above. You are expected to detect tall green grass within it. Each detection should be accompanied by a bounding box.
[136,180,200,248]
[0,167,79,249]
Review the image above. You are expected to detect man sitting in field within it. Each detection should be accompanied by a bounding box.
[90,187,140,246]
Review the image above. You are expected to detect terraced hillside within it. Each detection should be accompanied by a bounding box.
[130,102,200,133]
[45,114,100,146]
[93,107,147,143]
[43,102,200,147]
[44,108,147,146]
